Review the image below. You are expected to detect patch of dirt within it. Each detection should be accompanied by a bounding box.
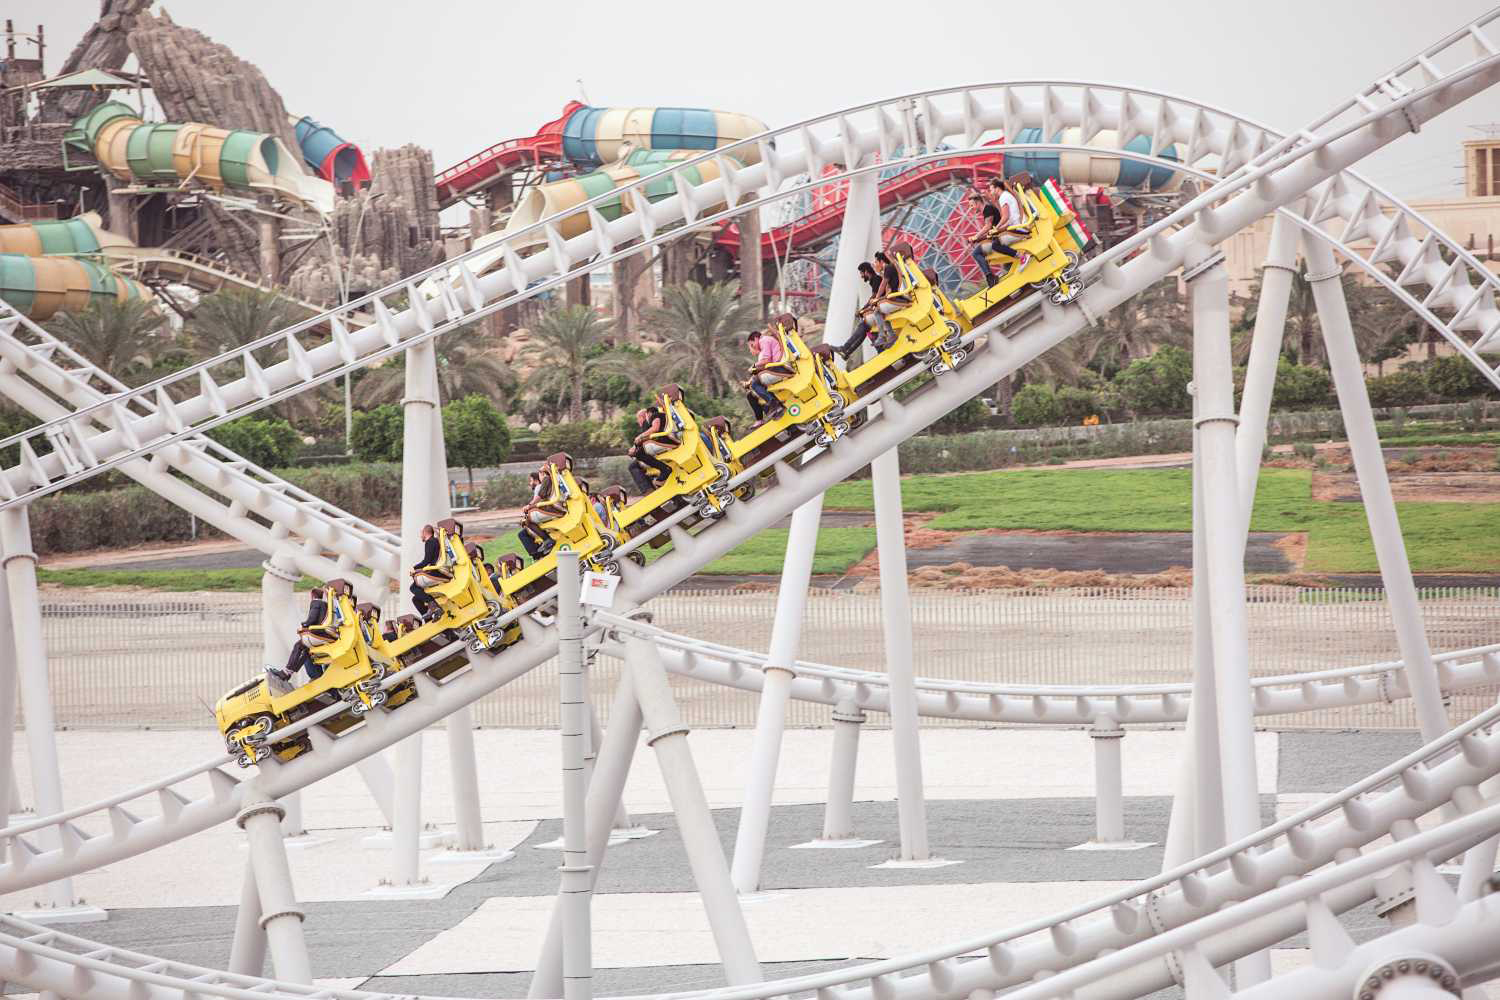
[1272,532,1308,570]
[1311,470,1500,503]
[851,563,1198,591]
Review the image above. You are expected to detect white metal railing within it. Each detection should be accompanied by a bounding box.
[39,587,1499,729]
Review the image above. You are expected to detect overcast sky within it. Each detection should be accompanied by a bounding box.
[12,0,1500,203]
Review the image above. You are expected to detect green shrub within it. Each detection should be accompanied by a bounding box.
[1293,442,1317,460]
[1389,407,1407,435]
[931,397,989,434]
[1113,346,1192,416]
[479,472,534,508]
[351,404,404,462]
[1054,386,1100,423]
[1010,384,1060,427]
[1270,360,1332,409]
[443,395,512,486]
[1422,355,1495,400]
[538,420,626,458]
[1365,370,1428,408]
[206,416,301,469]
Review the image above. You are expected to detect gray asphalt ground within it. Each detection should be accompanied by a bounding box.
[53,730,1418,995]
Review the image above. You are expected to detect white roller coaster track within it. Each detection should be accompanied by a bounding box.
[1,14,1500,1000]
[0,303,401,596]
[0,0,1493,912]
[2,661,1499,1000]
[2,9,1500,510]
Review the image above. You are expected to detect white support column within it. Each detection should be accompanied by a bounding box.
[1186,245,1268,988]
[0,506,99,920]
[1166,214,1296,870]
[624,633,762,986]
[556,550,593,1000]
[1302,236,1449,745]
[530,667,643,999]
[1089,717,1125,845]
[1234,213,1301,518]
[729,496,818,893]
[0,559,17,832]
[820,700,869,843]
[427,393,486,854]
[227,860,267,977]
[586,695,635,833]
[355,755,396,827]
[729,169,878,894]
[237,785,312,984]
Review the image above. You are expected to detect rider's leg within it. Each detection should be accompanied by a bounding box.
[970,242,997,285]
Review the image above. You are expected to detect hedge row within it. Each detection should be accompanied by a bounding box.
[29,463,405,555]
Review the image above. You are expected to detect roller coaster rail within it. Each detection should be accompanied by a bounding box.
[0,301,402,595]
[2,650,1498,1000]
[2,13,1500,1000]
[3,10,1500,508]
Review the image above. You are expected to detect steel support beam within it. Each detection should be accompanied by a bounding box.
[730,170,878,893]
[625,633,762,986]
[822,700,866,841]
[1302,236,1449,744]
[236,786,311,984]
[556,550,593,1000]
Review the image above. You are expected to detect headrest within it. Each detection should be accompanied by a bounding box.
[657,383,684,402]
[497,553,524,572]
[544,452,573,469]
[436,517,462,535]
[326,579,352,596]
[355,602,381,618]
[599,485,627,502]
[702,415,733,435]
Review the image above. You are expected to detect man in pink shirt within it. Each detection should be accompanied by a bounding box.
[744,328,787,421]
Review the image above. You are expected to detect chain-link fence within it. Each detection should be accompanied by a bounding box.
[38,586,1500,730]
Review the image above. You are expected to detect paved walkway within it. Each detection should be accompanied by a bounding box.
[0,727,1418,994]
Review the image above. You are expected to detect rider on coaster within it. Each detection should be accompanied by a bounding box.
[409,523,447,622]
[831,260,887,363]
[743,328,789,423]
[628,402,674,493]
[267,586,330,688]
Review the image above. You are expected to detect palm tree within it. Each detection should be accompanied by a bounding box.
[44,297,172,385]
[357,325,518,407]
[1232,268,1398,367]
[186,287,304,358]
[521,304,612,421]
[643,281,761,397]
[185,288,321,422]
[1078,277,1191,377]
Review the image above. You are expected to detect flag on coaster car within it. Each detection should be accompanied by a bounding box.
[1042,178,1094,251]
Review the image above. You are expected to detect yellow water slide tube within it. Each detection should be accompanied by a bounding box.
[64,102,335,214]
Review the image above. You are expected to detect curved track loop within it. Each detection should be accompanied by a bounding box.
[2,683,1499,1000]
[0,302,400,597]
[2,7,1500,504]
[606,621,1500,726]
[1,18,1499,1000]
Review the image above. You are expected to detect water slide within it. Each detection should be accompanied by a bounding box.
[435,101,767,208]
[0,214,356,326]
[1,18,1500,998]
[0,213,152,319]
[63,101,336,214]
[291,115,370,186]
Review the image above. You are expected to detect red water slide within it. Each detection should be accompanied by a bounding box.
[434,102,584,208]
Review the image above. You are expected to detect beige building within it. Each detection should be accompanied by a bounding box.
[1218,138,1500,370]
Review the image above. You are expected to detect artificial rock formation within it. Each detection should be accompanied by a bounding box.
[48,0,152,119]
[287,146,444,302]
[126,10,299,152]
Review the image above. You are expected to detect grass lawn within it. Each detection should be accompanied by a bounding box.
[37,568,326,592]
[475,525,876,576]
[826,466,1500,573]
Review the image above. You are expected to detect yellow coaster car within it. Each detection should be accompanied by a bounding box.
[215,579,384,767]
[842,248,967,394]
[627,384,748,520]
[409,518,515,655]
[500,458,617,603]
[956,178,1090,326]
[729,320,854,462]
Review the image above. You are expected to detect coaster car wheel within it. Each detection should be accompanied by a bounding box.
[930,361,952,375]
[627,550,646,568]
[950,349,968,367]
[733,479,756,502]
